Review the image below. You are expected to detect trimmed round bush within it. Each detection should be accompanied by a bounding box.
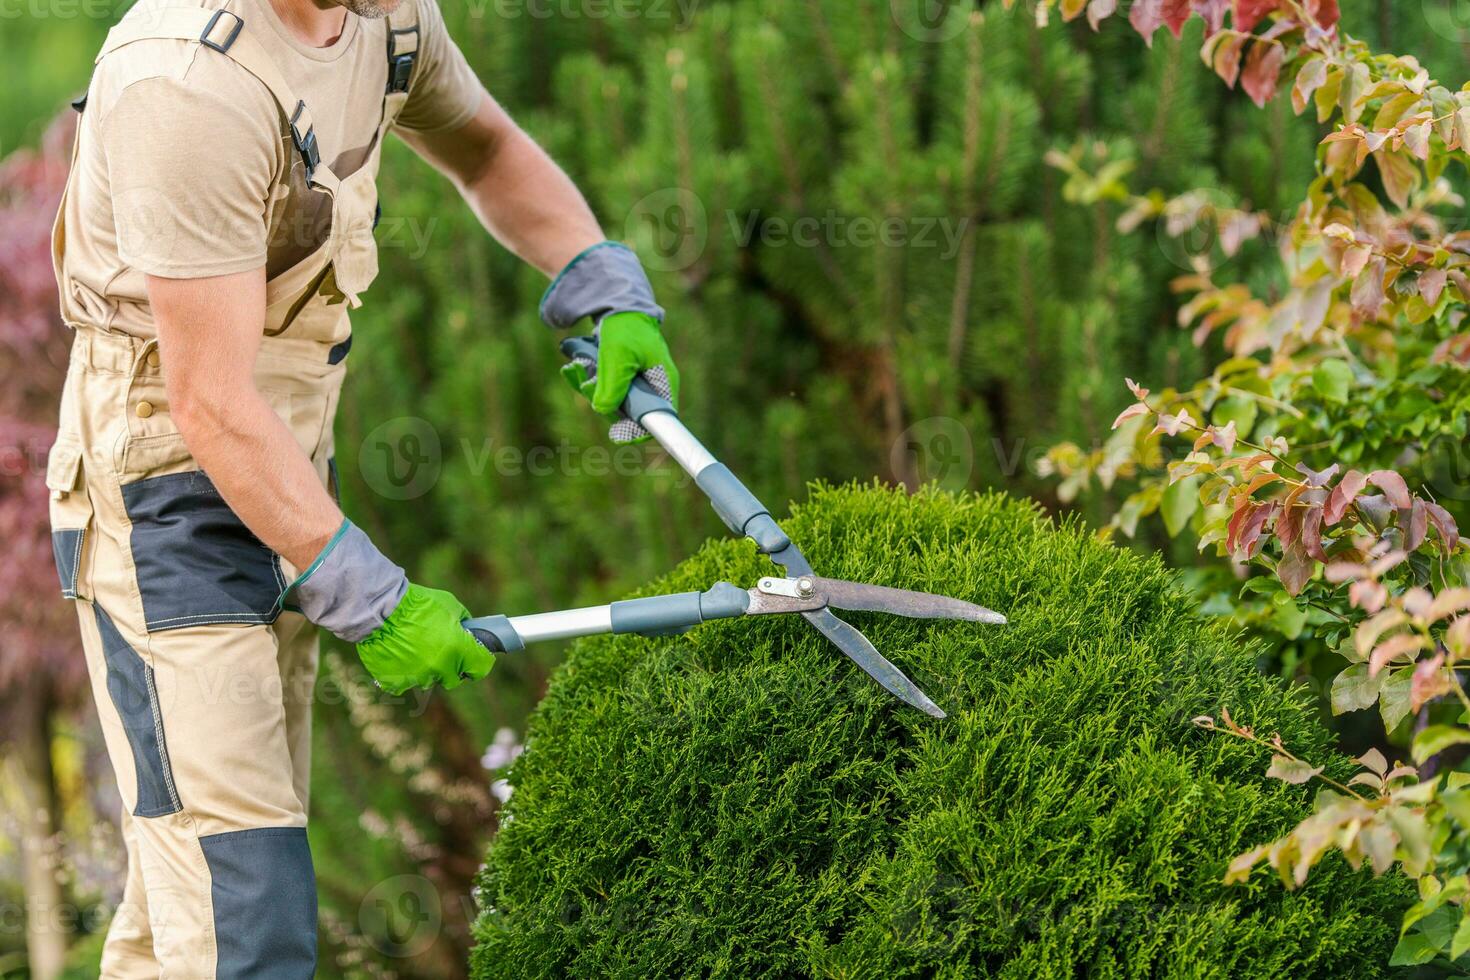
[472,485,1408,978]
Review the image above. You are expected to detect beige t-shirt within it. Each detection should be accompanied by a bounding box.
[59,0,481,336]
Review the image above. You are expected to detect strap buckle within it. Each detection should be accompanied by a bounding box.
[386,25,419,94]
[289,100,320,182]
[200,9,244,54]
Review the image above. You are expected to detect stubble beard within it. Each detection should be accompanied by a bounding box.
[335,0,402,19]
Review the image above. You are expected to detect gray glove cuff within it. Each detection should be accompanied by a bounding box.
[539,241,664,329]
[284,520,408,643]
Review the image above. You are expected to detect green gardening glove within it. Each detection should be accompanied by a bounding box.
[560,311,681,442]
[356,584,495,695]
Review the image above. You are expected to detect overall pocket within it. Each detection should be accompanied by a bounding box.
[47,437,94,600]
[121,469,286,632]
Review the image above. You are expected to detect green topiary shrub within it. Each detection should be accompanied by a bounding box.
[470,485,1409,978]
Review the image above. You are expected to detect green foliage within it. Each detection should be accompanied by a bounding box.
[7,0,1468,973]
[471,484,1407,978]
[1031,0,1470,967]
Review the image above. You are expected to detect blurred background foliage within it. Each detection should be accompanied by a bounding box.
[2,0,1466,976]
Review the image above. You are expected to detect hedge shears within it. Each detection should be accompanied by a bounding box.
[463,337,1006,718]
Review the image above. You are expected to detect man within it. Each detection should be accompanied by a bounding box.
[49,0,679,973]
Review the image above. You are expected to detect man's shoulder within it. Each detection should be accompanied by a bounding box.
[91,0,280,128]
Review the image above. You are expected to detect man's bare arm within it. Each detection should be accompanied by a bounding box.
[399,92,605,277]
[147,268,342,571]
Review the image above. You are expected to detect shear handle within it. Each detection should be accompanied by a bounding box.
[559,335,675,425]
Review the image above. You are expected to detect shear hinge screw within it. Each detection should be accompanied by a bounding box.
[797,577,815,597]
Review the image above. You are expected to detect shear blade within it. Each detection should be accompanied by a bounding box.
[815,578,1007,625]
[802,608,946,719]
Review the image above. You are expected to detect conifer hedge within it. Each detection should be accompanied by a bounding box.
[470,484,1408,978]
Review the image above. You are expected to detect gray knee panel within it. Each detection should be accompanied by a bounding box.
[200,827,317,978]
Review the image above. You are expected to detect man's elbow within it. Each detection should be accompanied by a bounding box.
[168,378,249,444]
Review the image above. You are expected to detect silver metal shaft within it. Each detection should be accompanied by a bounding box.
[641,410,716,478]
[505,604,614,643]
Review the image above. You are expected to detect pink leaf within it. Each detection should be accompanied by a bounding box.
[1277,503,1303,549]
[1411,653,1449,711]
[1152,410,1197,437]
[1420,268,1448,307]
[1296,462,1340,488]
[1210,33,1248,87]
[1130,0,1166,41]
[1195,0,1231,34]
[1447,617,1470,658]
[1324,562,1365,584]
[1356,609,1408,660]
[1370,633,1428,677]
[1228,500,1277,556]
[1277,540,1316,596]
[1241,41,1285,108]
[1324,470,1367,526]
[1233,0,1278,34]
[1423,501,1460,555]
[1087,0,1119,30]
[1349,579,1387,613]
[1302,505,1328,562]
[1163,0,1193,35]
[1427,588,1470,623]
[1212,420,1238,453]
[1112,402,1151,430]
[1367,470,1411,509]
[1307,0,1339,28]
[1403,500,1428,552]
[1351,256,1388,321]
[1369,549,1408,578]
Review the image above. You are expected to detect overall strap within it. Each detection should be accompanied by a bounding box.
[384,0,420,96]
[96,7,340,194]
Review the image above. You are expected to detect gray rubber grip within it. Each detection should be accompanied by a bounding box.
[558,335,675,423]
[742,514,792,555]
[698,582,751,620]
[622,375,676,423]
[694,464,791,554]
[610,592,705,635]
[461,615,524,652]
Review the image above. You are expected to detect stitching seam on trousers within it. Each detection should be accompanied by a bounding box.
[144,664,182,812]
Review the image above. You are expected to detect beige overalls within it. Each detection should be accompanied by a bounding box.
[49,5,421,975]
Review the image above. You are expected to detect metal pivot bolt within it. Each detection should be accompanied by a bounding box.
[758,576,819,600]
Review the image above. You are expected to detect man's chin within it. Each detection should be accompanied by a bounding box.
[336,0,403,19]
